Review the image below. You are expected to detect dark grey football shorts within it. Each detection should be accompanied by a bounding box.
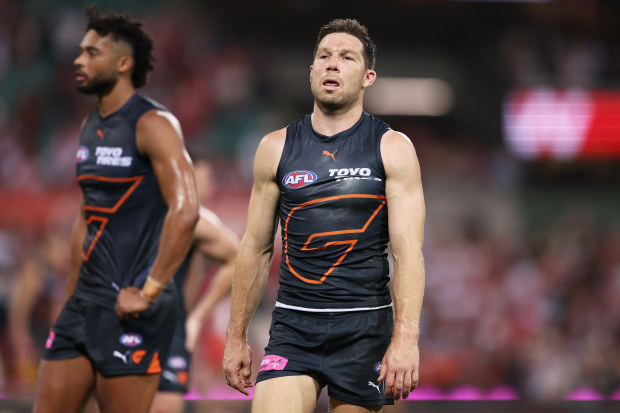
[257,306,395,406]
[43,288,176,377]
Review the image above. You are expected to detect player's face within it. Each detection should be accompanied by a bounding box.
[74,30,120,96]
[310,32,376,111]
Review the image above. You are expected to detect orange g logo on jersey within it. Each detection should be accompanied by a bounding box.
[78,175,144,261]
[284,194,386,284]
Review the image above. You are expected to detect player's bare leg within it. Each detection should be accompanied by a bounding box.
[330,398,382,413]
[252,375,322,413]
[150,392,184,413]
[96,373,160,413]
[32,357,96,413]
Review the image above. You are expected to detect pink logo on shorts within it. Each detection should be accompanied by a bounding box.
[259,355,289,372]
[45,331,56,349]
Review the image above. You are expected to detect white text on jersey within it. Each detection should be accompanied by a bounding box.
[95,146,132,167]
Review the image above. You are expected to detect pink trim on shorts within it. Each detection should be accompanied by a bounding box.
[45,331,56,349]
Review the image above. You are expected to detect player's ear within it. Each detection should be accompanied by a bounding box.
[118,55,134,76]
[362,69,376,88]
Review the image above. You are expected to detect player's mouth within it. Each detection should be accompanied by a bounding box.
[75,71,87,83]
[322,78,340,90]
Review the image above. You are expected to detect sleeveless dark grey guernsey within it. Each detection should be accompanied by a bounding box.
[73,93,169,309]
[276,112,392,310]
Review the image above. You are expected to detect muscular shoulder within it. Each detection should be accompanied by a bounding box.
[257,127,286,157]
[380,130,419,177]
[381,129,414,152]
[137,110,183,140]
[136,110,184,156]
[254,127,286,181]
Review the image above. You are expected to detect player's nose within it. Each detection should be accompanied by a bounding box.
[326,58,339,71]
[74,52,85,68]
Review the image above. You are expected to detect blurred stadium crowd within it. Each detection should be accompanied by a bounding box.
[1,0,620,406]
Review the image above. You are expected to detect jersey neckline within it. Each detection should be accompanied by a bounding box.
[307,111,369,143]
[96,93,140,121]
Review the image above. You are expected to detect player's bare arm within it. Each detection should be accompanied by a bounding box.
[64,120,89,301]
[377,130,426,401]
[65,197,87,300]
[115,110,199,319]
[185,207,240,352]
[223,128,285,395]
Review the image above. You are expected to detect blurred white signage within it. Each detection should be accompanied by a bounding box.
[503,88,620,160]
[365,77,454,116]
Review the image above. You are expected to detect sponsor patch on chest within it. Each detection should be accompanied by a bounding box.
[328,167,382,181]
[76,146,90,163]
[328,167,371,177]
[283,170,317,189]
[95,146,133,167]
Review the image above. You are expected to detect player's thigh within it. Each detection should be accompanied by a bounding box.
[33,357,96,413]
[252,375,322,413]
[330,398,382,413]
[150,391,184,413]
[96,373,160,413]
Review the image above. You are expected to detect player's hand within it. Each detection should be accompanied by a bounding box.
[223,336,254,395]
[115,287,151,319]
[377,335,420,400]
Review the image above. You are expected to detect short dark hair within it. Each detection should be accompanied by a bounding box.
[84,4,154,89]
[314,18,376,70]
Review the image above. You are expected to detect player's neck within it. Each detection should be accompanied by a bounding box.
[311,104,363,137]
[97,80,136,118]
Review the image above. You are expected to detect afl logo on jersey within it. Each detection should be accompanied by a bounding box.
[283,170,317,189]
[119,333,143,347]
[76,146,89,163]
[374,362,382,373]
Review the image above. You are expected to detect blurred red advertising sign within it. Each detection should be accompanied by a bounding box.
[503,88,620,160]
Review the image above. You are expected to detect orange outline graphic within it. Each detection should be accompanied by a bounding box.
[78,175,144,213]
[82,216,108,261]
[284,194,386,284]
[78,175,144,260]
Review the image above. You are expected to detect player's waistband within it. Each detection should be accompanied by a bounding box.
[275,301,393,313]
